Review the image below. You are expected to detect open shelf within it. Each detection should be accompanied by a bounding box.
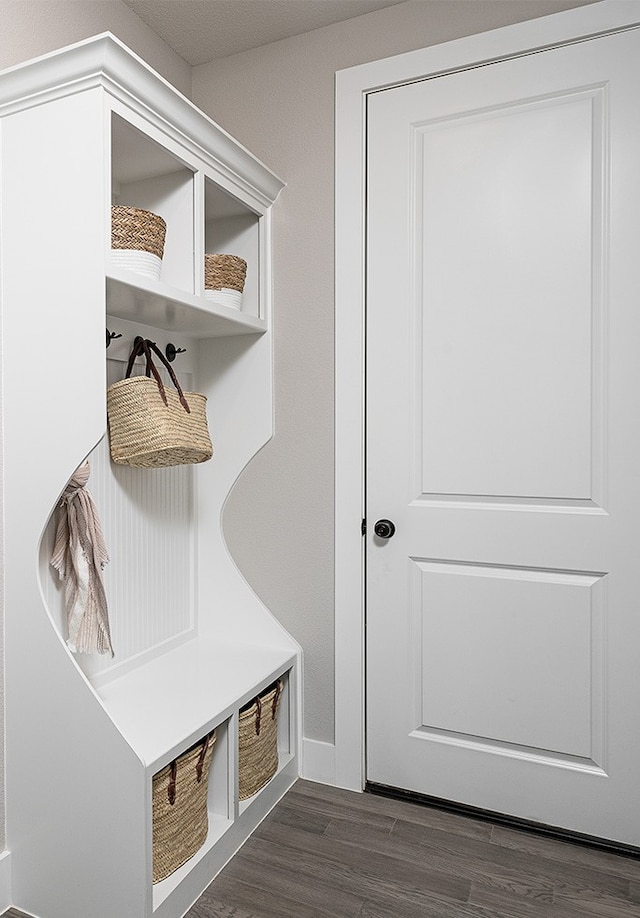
[204,177,261,318]
[111,113,195,296]
[97,638,297,769]
[106,268,267,337]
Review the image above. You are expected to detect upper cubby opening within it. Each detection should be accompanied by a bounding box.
[111,113,195,295]
[204,178,260,318]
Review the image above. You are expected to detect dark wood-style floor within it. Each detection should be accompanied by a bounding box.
[5,779,640,916]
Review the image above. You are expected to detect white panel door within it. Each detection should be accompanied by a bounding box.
[366,26,640,845]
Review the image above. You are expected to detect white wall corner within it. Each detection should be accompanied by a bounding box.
[300,738,337,787]
[0,849,12,913]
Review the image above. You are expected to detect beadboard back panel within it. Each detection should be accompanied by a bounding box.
[41,349,197,686]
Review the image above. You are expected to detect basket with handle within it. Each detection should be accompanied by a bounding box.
[152,730,216,883]
[238,679,283,800]
[107,336,213,468]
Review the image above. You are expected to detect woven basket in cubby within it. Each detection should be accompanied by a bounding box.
[111,204,166,281]
[204,253,247,309]
[152,730,216,883]
[238,679,283,801]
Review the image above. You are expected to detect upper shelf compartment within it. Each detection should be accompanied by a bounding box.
[107,109,269,336]
[111,113,195,296]
[93,36,284,338]
[203,177,261,320]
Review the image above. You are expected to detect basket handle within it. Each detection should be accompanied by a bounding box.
[272,679,283,720]
[255,695,262,737]
[167,760,178,806]
[124,336,191,414]
[196,731,215,782]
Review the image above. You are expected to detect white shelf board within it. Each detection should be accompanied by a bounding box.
[106,267,266,337]
[97,637,297,768]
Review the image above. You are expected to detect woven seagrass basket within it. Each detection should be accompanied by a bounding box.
[111,205,166,280]
[111,205,166,256]
[107,377,212,467]
[107,336,213,469]
[238,679,283,801]
[152,730,216,883]
[204,253,247,291]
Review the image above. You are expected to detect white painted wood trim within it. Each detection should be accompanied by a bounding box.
[301,739,337,786]
[0,850,11,913]
[333,0,640,792]
[0,32,284,210]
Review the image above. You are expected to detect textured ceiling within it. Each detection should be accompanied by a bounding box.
[122,0,407,65]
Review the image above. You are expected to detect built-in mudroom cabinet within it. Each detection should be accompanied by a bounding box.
[0,33,300,918]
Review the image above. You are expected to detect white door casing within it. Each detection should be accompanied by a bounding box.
[334,0,640,824]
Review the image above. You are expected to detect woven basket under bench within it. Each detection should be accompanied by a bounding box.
[152,730,216,883]
[238,679,283,801]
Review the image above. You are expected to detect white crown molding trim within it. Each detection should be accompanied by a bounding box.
[0,33,284,210]
[334,0,640,793]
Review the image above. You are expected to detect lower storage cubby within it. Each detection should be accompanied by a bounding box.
[152,729,218,884]
[152,717,233,911]
[237,668,293,812]
[149,657,298,915]
[238,679,282,801]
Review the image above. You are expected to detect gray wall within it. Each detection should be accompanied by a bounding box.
[0,0,191,93]
[191,0,596,746]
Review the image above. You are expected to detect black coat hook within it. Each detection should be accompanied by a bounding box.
[106,328,123,348]
[165,342,187,362]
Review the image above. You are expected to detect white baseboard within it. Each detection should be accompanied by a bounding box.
[0,849,11,912]
[301,738,337,786]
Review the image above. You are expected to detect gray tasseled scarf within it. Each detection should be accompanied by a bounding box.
[50,461,113,656]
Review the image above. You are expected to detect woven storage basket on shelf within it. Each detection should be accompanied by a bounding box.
[204,253,247,309]
[111,205,166,280]
[238,679,283,801]
[152,730,216,884]
[107,337,213,468]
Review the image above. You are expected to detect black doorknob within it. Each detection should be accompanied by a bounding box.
[374,519,396,539]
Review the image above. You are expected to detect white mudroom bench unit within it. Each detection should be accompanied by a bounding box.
[0,33,300,918]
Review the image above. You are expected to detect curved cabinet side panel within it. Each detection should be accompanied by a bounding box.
[196,327,293,647]
[2,90,148,917]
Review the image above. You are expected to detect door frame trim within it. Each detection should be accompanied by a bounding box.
[333,0,640,791]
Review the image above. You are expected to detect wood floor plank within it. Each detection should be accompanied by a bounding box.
[325,812,557,907]
[469,882,572,917]
[7,779,640,917]
[290,780,492,839]
[393,811,632,899]
[254,808,470,903]
[191,876,338,918]
[357,894,500,918]
[281,785,398,832]
[184,896,259,918]
[263,798,333,836]
[490,824,640,883]
[220,841,364,917]
[552,885,640,918]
